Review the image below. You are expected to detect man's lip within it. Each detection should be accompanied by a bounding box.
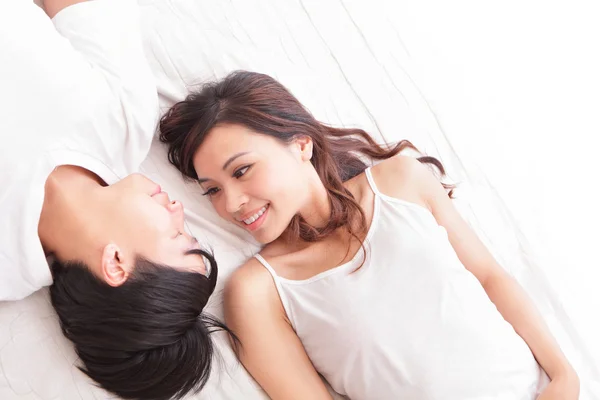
[151,185,162,196]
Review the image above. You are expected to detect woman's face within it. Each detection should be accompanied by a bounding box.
[192,123,313,244]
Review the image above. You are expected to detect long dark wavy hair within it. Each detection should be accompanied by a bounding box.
[160,70,453,244]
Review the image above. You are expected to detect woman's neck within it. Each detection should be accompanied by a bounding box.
[297,172,331,228]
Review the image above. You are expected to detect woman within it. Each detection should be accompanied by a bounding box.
[160,70,579,399]
[1,1,228,399]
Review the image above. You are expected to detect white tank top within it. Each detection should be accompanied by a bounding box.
[255,168,546,399]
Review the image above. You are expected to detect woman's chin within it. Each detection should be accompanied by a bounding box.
[253,227,282,245]
[254,231,273,245]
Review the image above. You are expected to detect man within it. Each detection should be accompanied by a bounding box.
[0,1,226,398]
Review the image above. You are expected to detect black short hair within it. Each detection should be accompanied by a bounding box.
[49,249,232,400]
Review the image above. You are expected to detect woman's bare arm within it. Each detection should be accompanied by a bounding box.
[225,258,333,400]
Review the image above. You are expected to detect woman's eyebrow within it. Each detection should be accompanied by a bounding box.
[222,151,250,170]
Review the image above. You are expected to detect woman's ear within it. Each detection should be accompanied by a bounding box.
[101,243,130,287]
[293,136,313,162]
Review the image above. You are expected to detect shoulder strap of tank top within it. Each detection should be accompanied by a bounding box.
[365,166,383,197]
[253,254,297,331]
[254,254,280,280]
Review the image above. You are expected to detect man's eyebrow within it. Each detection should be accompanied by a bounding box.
[184,237,201,256]
[188,236,200,250]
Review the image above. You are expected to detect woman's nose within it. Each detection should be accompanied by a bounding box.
[225,189,248,214]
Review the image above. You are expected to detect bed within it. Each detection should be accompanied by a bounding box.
[1,0,599,398]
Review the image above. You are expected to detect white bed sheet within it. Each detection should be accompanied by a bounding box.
[1,0,598,398]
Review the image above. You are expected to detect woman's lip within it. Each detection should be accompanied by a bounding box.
[243,206,268,232]
[237,204,269,222]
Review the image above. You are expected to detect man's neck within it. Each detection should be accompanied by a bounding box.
[38,165,105,258]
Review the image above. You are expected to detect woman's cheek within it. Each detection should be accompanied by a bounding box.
[214,201,228,220]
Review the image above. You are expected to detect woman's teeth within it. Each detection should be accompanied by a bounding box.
[243,205,268,225]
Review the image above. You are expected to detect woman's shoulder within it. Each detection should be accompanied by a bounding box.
[344,155,425,192]
[224,253,294,324]
[226,256,274,295]
[368,155,433,209]
[372,154,426,182]
[224,255,293,331]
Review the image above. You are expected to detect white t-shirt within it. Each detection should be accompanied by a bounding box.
[0,0,158,300]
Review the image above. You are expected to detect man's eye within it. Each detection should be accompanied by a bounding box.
[233,165,251,179]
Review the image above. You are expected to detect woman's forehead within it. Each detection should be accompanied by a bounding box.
[200,125,284,155]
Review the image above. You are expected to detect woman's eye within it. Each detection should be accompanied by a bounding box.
[233,165,251,179]
[202,187,221,197]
